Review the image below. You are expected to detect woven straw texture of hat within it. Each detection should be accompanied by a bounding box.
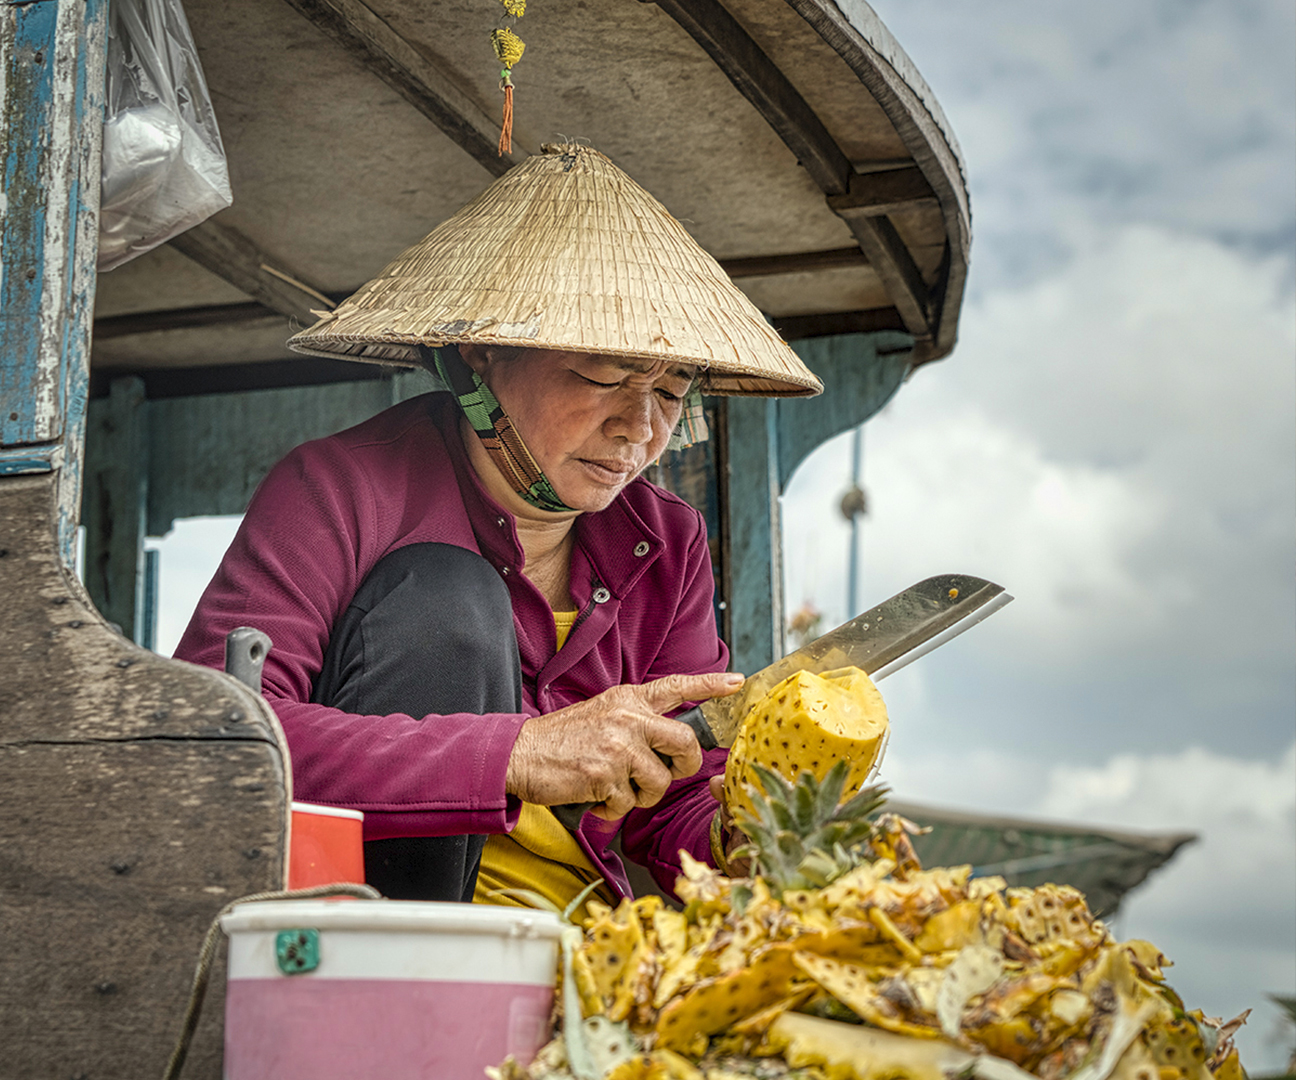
[287,144,822,397]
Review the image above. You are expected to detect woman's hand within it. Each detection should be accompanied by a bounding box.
[506,671,743,820]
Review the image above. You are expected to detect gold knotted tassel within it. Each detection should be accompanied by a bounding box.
[491,27,525,156]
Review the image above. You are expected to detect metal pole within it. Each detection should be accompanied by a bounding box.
[847,424,863,616]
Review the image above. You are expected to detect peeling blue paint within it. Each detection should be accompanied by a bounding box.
[1,0,107,564]
[0,454,54,474]
[55,0,108,563]
[0,0,56,445]
[778,331,916,487]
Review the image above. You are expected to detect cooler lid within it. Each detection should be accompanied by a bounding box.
[220,899,564,939]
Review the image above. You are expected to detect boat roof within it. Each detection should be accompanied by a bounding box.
[91,0,971,396]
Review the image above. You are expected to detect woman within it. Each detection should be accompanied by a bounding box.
[175,145,821,911]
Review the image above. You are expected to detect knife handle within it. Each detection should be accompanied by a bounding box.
[550,706,720,831]
[675,705,718,751]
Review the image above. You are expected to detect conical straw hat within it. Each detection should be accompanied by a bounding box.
[287,144,822,397]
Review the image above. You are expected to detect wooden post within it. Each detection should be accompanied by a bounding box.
[723,396,785,675]
[1,4,288,1074]
[707,332,915,675]
[0,0,106,561]
[84,376,149,641]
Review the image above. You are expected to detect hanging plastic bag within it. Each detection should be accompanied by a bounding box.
[97,0,232,272]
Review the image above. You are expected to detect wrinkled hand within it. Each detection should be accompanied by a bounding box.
[506,671,743,820]
[708,775,752,876]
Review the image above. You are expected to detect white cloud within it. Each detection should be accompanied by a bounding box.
[782,224,1295,757]
[782,221,1295,1071]
[869,0,1295,284]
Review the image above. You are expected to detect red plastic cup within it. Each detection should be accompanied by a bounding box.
[288,802,365,890]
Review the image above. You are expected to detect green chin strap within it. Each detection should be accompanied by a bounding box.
[421,344,576,514]
[420,344,708,511]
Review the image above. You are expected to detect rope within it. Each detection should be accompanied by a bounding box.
[162,882,382,1080]
[499,79,515,156]
[491,25,524,157]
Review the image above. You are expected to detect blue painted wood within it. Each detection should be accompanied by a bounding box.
[719,331,915,672]
[0,0,108,563]
[138,374,436,535]
[724,395,784,675]
[0,0,59,445]
[0,447,55,473]
[777,331,915,488]
[83,377,148,641]
[78,369,436,557]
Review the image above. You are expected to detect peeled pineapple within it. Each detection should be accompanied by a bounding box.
[722,666,888,824]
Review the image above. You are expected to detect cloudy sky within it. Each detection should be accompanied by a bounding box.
[146,0,1294,1070]
[783,0,1295,1068]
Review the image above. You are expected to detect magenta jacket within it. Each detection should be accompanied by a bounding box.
[174,392,729,898]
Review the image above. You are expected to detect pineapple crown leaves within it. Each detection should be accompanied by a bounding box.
[733,760,889,895]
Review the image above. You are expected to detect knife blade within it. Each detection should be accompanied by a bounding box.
[549,572,1011,830]
[680,572,1012,751]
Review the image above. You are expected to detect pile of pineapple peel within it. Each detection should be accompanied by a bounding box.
[490,668,1249,1080]
[493,833,1248,1080]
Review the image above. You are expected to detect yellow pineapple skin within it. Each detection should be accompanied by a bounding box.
[721,668,888,823]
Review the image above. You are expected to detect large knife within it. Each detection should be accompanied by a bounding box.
[551,573,1012,830]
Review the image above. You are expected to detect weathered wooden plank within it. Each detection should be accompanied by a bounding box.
[0,0,107,561]
[93,300,278,339]
[650,0,851,196]
[771,306,906,341]
[827,165,938,217]
[82,376,148,641]
[723,396,784,672]
[1,742,286,1077]
[786,0,971,362]
[167,218,334,324]
[278,0,525,177]
[0,471,288,1077]
[720,246,866,279]
[834,210,932,342]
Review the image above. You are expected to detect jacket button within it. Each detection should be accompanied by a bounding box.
[633,541,650,557]
[592,587,611,604]
[499,565,510,576]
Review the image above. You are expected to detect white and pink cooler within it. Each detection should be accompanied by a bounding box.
[220,899,562,1080]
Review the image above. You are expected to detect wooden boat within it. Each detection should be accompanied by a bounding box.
[1,1,970,1073]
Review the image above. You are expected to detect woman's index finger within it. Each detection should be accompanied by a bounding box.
[634,671,744,714]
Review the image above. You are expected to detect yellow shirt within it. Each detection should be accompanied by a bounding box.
[473,610,618,920]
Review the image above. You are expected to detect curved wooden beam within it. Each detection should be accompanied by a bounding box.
[649,0,964,360]
[784,0,972,362]
[279,0,524,177]
[168,218,334,323]
[833,210,931,340]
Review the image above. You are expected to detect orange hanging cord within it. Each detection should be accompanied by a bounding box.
[499,71,514,156]
[491,26,525,157]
